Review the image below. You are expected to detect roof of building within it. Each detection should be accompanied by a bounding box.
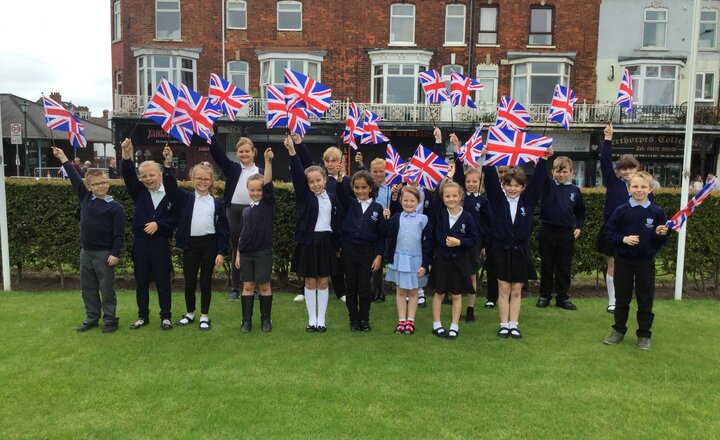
[1,93,111,143]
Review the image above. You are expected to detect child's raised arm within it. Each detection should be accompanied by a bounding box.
[263,148,273,184]
[52,146,86,199]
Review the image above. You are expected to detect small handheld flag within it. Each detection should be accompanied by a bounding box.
[458,125,484,168]
[404,144,450,189]
[484,126,552,167]
[360,110,389,144]
[43,95,87,149]
[209,73,251,121]
[547,84,578,130]
[449,70,484,108]
[495,96,530,131]
[666,177,717,231]
[615,69,633,113]
[418,70,449,104]
[385,144,406,186]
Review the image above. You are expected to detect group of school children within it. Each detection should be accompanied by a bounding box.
[60,122,669,350]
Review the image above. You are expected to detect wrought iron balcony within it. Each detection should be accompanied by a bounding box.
[113,95,720,127]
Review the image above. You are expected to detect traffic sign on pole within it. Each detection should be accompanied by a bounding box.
[10,123,22,144]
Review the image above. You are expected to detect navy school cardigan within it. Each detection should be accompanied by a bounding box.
[290,154,342,250]
[482,158,547,250]
[165,170,230,255]
[122,159,179,239]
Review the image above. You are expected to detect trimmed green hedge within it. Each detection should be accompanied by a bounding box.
[4,179,720,291]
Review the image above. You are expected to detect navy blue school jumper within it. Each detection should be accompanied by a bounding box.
[482,159,547,283]
[122,159,179,321]
[297,141,348,299]
[63,161,125,325]
[170,178,230,315]
[538,167,587,303]
[428,207,480,295]
[605,200,669,338]
[596,139,653,255]
[452,157,491,266]
[209,135,263,291]
[337,182,386,323]
[289,154,342,278]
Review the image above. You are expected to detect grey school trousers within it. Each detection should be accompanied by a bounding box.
[80,249,118,324]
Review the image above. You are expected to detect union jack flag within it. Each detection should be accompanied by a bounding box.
[457,125,484,168]
[142,78,189,144]
[418,70,449,104]
[615,69,633,113]
[343,102,364,150]
[666,177,717,231]
[404,144,450,189]
[42,96,87,148]
[208,73,251,121]
[283,68,332,116]
[360,110,389,144]
[266,85,289,130]
[484,126,552,167]
[450,70,484,108]
[287,106,311,136]
[385,143,406,186]
[173,84,221,144]
[495,96,530,131]
[547,84,578,130]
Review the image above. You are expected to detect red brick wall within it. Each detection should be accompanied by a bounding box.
[112,0,600,104]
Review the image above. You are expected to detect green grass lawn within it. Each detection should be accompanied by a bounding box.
[1,290,719,439]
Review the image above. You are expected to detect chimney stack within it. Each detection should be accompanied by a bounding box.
[50,92,62,103]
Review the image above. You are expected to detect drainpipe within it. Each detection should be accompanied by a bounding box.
[221,0,226,77]
[468,0,476,77]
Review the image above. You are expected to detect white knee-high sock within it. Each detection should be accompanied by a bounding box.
[305,288,317,326]
[606,274,615,306]
[317,288,329,327]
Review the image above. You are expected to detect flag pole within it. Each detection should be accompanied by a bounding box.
[0,97,12,290]
[608,103,616,124]
[674,0,703,301]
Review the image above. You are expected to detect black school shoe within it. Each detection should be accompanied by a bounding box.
[102,320,119,333]
[76,321,98,333]
[359,321,371,332]
[261,320,272,332]
[350,321,362,332]
[536,297,551,308]
[557,300,577,311]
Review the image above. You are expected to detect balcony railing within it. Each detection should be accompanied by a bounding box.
[114,95,720,126]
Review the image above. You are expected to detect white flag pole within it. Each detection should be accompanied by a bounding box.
[0,99,13,290]
[674,0,702,301]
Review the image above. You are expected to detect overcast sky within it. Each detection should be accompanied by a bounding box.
[0,1,111,116]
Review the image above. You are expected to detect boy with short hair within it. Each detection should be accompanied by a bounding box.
[596,123,643,313]
[537,155,586,310]
[602,171,669,350]
[52,147,125,333]
[121,139,179,330]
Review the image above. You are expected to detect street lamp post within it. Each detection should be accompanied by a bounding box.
[19,100,29,177]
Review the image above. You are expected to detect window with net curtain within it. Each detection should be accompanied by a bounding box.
[626,65,677,106]
[476,66,498,105]
[511,62,570,105]
[478,6,498,45]
[373,64,424,104]
[445,4,465,45]
[277,1,302,31]
[227,0,247,29]
[529,7,553,45]
[156,0,180,39]
[390,3,415,44]
[228,61,248,91]
[643,9,667,48]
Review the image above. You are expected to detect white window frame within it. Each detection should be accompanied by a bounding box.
[389,3,416,46]
[227,0,247,30]
[113,1,121,41]
[258,52,325,96]
[699,9,718,50]
[155,0,181,40]
[227,61,249,91]
[529,7,553,46]
[115,69,122,96]
[695,72,716,102]
[277,1,302,31]
[510,58,573,105]
[368,50,432,104]
[476,64,499,107]
[444,4,466,46]
[134,48,200,101]
[621,62,681,106]
[642,8,667,49]
[477,5,498,45]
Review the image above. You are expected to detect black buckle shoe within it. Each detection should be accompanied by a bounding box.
[76,321,98,332]
[261,320,272,332]
[536,297,551,308]
[102,320,119,333]
[557,300,577,311]
[240,320,252,333]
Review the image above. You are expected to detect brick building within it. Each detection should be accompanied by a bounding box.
[111,0,604,182]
